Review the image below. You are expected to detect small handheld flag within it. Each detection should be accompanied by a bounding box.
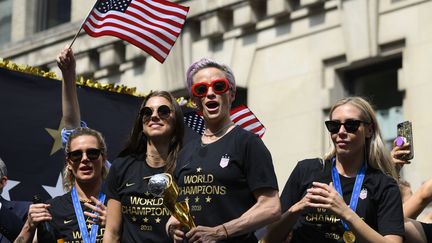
[184,105,266,138]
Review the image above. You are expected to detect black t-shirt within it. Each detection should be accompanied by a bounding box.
[175,126,278,243]
[104,154,171,243]
[280,158,405,243]
[47,192,105,243]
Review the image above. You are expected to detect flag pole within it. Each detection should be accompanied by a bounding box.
[69,0,101,49]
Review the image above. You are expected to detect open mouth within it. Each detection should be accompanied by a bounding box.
[205,101,220,111]
[80,165,93,173]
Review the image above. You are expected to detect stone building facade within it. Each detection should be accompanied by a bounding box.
[1,0,432,202]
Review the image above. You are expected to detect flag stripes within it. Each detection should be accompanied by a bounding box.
[230,105,266,138]
[184,105,266,138]
[84,0,189,63]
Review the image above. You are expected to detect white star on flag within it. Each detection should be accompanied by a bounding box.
[1,179,20,200]
[42,173,65,198]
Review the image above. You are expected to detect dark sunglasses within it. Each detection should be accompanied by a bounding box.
[67,148,102,163]
[141,105,172,122]
[325,120,369,134]
[191,78,230,97]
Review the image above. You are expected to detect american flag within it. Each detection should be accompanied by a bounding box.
[83,0,189,63]
[183,105,266,138]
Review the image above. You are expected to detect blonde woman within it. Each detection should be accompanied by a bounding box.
[265,97,404,243]
[15,128,108,242]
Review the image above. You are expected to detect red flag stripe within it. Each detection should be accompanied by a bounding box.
[231,112,254,123]
[85,17,170,56]
[137,0,187,25]
[84,0,189,63]
[125,6,180,37]
[91,9,177,44]
[229,105,266,137]
[132,1,185,30]
[83,25,167,62]
[150,0,190,13]
[87,12,174,49]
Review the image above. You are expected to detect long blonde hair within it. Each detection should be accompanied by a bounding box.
[63,127,109,192]
[323,97,398,180]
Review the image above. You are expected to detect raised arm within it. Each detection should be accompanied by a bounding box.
[56,47,80,129]
[403,179,432,219]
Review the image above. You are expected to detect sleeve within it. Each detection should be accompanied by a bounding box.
[244,134,278,192]
[104,158,123,201]
[61,120,87,147]
[280,162,305,212]
[0,204,26,241]
[376,177,405,237]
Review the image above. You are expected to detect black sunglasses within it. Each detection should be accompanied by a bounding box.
[67,148,102,163]
[141,105,172,122]
[325,120,369,134]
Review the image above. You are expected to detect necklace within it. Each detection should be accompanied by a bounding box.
[202,122,235,137]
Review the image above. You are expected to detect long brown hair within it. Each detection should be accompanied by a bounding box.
[118,91,184,174]
[323,97,398,180]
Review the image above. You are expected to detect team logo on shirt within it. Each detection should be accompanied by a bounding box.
[359,188,368,200]
[219,154,230,168]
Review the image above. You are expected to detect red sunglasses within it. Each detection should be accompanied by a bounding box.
[191,79,230,97]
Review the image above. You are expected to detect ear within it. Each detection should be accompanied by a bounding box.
[0,176,8,188]
[365,123,374,138]
[229,90,236,104]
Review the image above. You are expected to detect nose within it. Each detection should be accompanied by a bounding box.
[337,124,347,134]
[206,85,216,97]
[81,152,90,162]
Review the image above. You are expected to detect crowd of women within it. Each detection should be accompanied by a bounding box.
[2,46,432,243]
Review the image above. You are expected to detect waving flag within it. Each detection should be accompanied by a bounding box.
[83,0,189,63]
[230,105,266,138]
[183,105,266,138]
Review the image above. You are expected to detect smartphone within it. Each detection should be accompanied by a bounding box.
[397,121,414,160]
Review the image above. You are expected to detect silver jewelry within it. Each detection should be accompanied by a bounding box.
[202,122,234,137]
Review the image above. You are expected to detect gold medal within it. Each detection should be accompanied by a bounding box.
[343,231,356,243]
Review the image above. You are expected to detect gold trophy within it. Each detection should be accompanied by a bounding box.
[148,173,196,230]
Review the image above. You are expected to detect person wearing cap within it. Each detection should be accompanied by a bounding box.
[0,158,30,243]
[166,58,281,243]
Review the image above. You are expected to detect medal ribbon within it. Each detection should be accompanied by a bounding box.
[71,187,106,243]
[331,157,366,231]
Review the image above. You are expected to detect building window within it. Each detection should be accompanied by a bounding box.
[339,57,404,147]
[0,0,12,45]
[36,0,71,32]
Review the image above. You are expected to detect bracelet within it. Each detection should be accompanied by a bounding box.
[221,224,229,239]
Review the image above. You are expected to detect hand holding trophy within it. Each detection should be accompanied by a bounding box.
[148,173,196,230]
